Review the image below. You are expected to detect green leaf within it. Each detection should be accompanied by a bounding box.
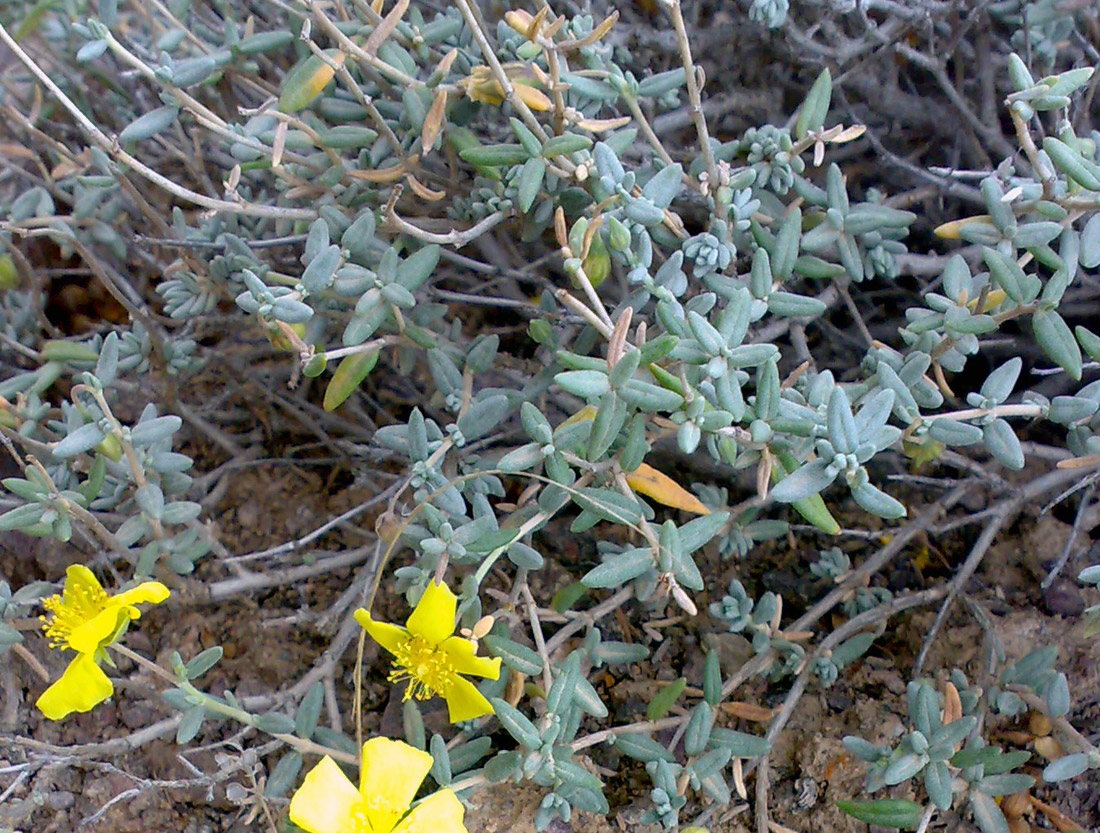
[255,712,296,734]
[460,143,531,167]
[593,641,649,665]
[118,106,180,144]
[831,632,876,667]
[982,248,1027,303]
[837,799,926,830]
[1033,309,1082,380]
[582,548,652,588]
[396,245,440,291]
[970,789,1010,833]
[615,733,675,763]
[1043,137,1100,191]
[555,369,610,399]
[509,117,541,156]
[546,652,580,714]
[983,418,1024,470]
[573,488,643,526]
[484,750,523,782]
[295,682,324,739]
[448,736,491,774]
[1043,753,1090,782]
[1077,325,1100,362]
[264,750,303,798]
[540,133,593,158]
[53,423,107,458]
[573,675,608,718]
[458,393,513,442]
[796,68,832,139]
[430,733,452,786]
[1046,671,1070,717]
[642,163,683,209]
[771,459,835,503]
[683,702,714,756]
[977,774,1035,796]
[176,704,206,744]
[0,622,23,647]
[884,752,928,785]
[183,646,222,680]
[483,634,543,675]
[636,68,686,98]
[403,700,425,749]
[925,761,953,810]
[516,157,546,213]
[551,581,587,613]
[770,451,840,534]
[236,30,295,55]
[647,677,686,720]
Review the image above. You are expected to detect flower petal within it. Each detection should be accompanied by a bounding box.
[360,737,433,827]
[442,675,495,723]
[67,604,130,654]
[36,653,113,720]
[405,580,456,645]
[63,564,105,601]
[355,609,410,656]
[440,636,502,680]
[393,790,467,833]
[113,580,170,609]
[288,756,363,833]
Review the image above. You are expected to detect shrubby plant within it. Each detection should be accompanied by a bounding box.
[0,0,1098,831]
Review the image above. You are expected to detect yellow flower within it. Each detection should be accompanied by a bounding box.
[290,737,466,833]
[355,581,501,723]
[36,564,169,721]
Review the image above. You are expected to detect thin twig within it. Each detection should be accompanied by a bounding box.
[0,22,315,220]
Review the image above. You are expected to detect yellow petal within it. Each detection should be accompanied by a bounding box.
[393,790,467,833]
[113,580,170,609]
[625,463,711,515]
[288,756,363,833]
[405,581,456,645]
[36,653,113,720]
[360,737,433,830]
[440,636,502,680]
[354,609,410,655]
[443,675,495,723]
[63,563,105,600]
[67,604,130,654]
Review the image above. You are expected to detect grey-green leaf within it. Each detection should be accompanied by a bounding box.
[1033,309,1082,381]
[970,789,1011,833]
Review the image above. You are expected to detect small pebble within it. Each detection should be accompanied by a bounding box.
[46,791,74,811]
[1043,578,1085,617]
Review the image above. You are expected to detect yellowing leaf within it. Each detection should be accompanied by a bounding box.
[463,66,552,112]
[561,404,598,427]
[967,288,1007,312]
[323,349,379,411]
[514,83,552,112]
[279,51,345,113]
[934,214,992,240]
[505,9,536,36]
[625,463,710,515]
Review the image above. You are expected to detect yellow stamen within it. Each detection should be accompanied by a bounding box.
[388,635,455,702]
[40,585,109,650]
